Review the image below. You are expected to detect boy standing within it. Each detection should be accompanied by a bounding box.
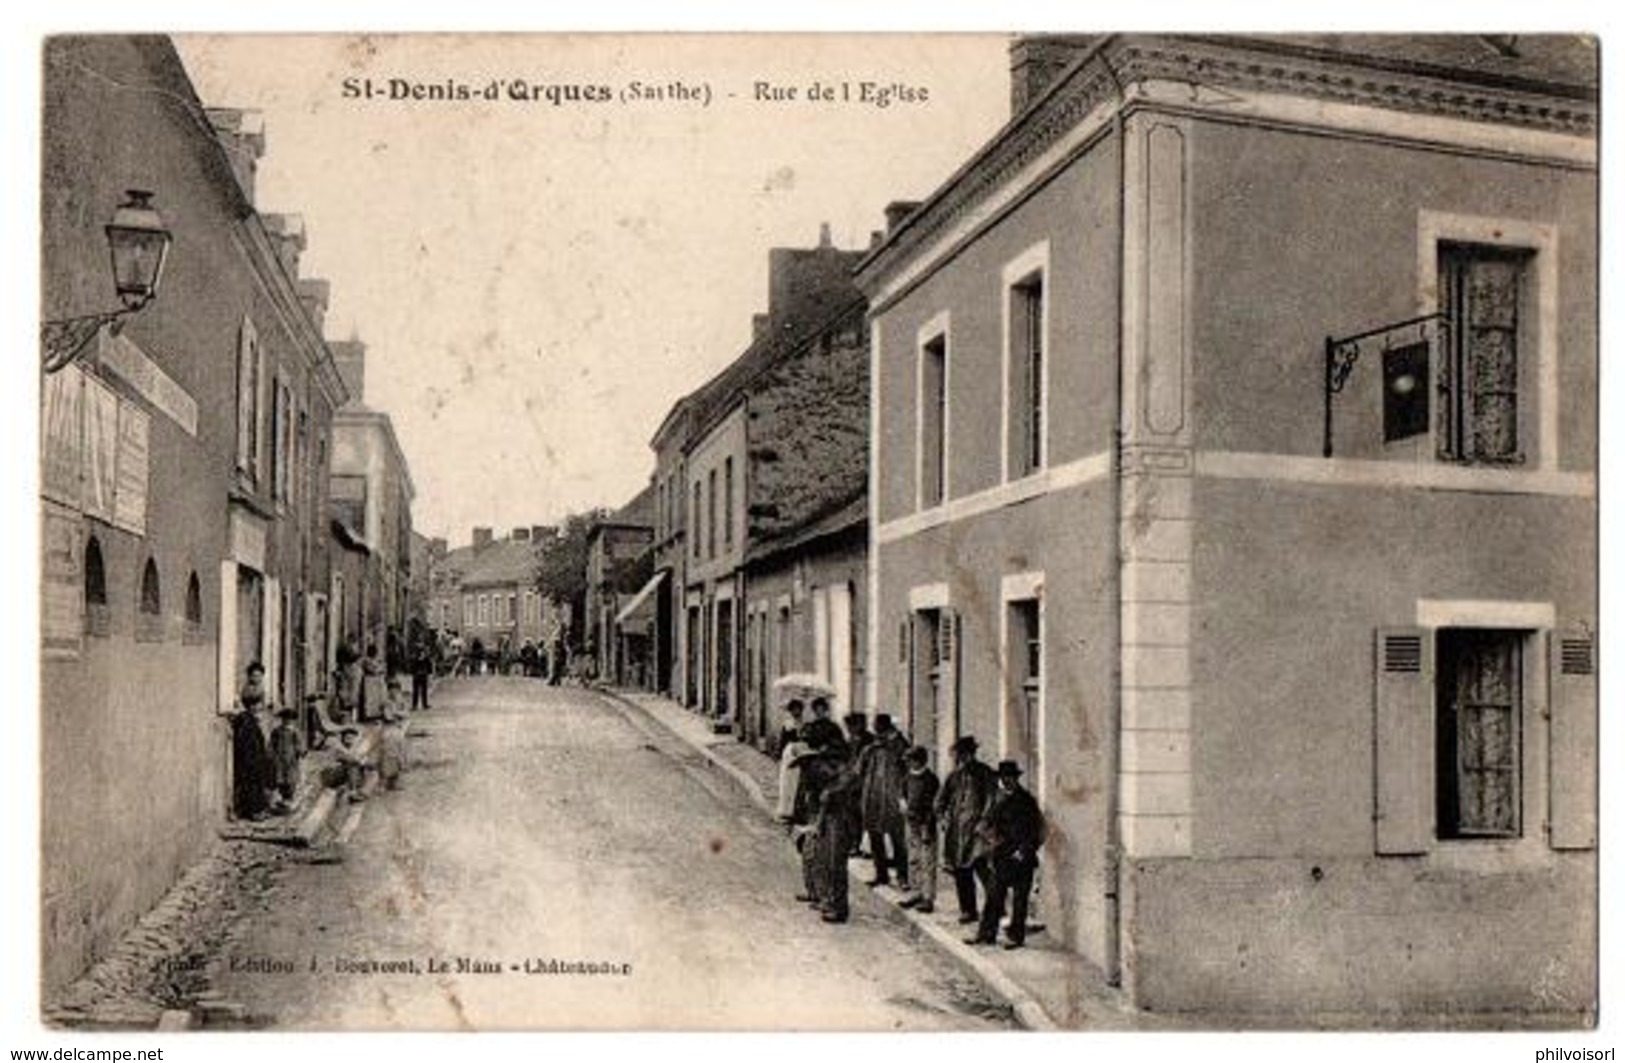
[268,707,304,813]
[899,746,940,913]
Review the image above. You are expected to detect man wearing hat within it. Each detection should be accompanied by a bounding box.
[967,759,1047,949]
[857,713,910,889]
[936,734,996,925]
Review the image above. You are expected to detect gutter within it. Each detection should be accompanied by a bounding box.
[1102,48,1128,992]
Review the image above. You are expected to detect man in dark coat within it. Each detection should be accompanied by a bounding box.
[967,760,1047,949]
[936,734,996,924]
[813,747,862,924]
[410,634,434,710]
[799,697,845,755]
[857,714,910,888]
[791,730,844,908]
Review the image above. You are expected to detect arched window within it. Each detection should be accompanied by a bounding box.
[84,537,106,606]
[140,558,161,615]
[184,571,204,643]
[137,557,163,642]
[84,537,109,637]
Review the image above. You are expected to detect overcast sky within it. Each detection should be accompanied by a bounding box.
[174,34,1010,546]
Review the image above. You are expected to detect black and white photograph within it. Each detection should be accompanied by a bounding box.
[10,11,1611,1054]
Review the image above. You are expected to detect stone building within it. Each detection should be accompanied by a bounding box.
[329,339,416,667]
[738,300,870,750]
[856,34,1597,1018]
[675,228,868,725]
[428,527,560,664]
[40,36,347,992]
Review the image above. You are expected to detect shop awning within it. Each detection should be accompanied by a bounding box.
[614,569,667,630]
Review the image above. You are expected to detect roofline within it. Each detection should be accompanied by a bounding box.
[684,294,869,453]
[856,32,1596,291]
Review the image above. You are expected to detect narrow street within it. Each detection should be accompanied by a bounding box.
[209,677,1013,1031]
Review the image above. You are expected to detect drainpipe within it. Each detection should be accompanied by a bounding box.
[1101,50,1129,992]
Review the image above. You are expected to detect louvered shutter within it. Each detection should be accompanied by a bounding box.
[901,615,916,740]
[942,609,962,747]
[1549,626,1597,850]
[1375,627,1433,855]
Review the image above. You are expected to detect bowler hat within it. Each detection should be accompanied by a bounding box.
[951,735,979,755]
[905,745,929,764]
[874,713,894,730]
[276,707,298,720]
[996,759,1024,778]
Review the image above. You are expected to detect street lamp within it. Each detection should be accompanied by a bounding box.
[42,189,173,374]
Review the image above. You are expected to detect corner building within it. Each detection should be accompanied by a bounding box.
[857,34,1597,1019]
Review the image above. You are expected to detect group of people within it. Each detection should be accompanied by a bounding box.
[439,629,568,683]
[775,697,1046,950]
[226,640,422,821]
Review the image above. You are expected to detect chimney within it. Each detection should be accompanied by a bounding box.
[262,213,307,279]
[473,527,494,552]
[298,278,331,336]
[817,221,833,249]
[531,525,551,543]
[884,200,921,235]
[329,339,366,405]
[205,107,266,207]
[430,537,448,557]
[512,527,531,542]
[1008,35,1097,115]
[869,229,884,250]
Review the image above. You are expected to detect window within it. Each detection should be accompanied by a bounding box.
[707,468,718,559]
[1436,629,1522,839]
[1438,245,1530,464]
[136,557,163,642]
[1005,598,1042,764]
[508,594,517,626]
[723,457,734,548]
[464,594,474,627]
[919,332,948,508]
[84,536,109,637]
[140,558,161,615]
[271,379,292,504]
[185,571,203,634]
[692,481,702,559]
[235,318,261,482]
[478,594,490,627]
[1008,272,1045,476]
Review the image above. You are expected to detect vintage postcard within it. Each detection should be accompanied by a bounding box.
[33,30,1598,1037]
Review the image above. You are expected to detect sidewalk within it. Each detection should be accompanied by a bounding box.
[602,687,1151,1031]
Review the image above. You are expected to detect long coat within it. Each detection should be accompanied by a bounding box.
[936,758,996,869]
[978,784,1046,864]
[230,709,272,818]
[857,730,909,832]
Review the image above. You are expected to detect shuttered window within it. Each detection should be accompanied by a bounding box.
[1436,629,1522,839]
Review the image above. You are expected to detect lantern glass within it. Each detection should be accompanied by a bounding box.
[105,191,172,311]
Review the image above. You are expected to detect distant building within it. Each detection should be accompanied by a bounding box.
[329,339,416,666]
[586,485,657,687]
[428,527,561,665]
[857,33,1597,1017]
[677,227,868,725]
